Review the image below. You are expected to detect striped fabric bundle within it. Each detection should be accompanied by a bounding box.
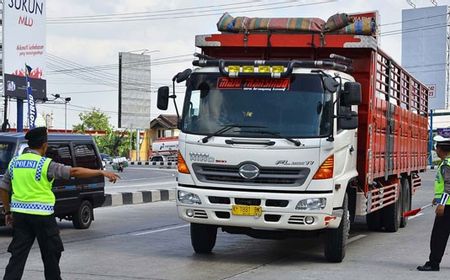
[337,17,376,35]
[216,12,376,35]
[217,12,324,33]
[324,13,352,33]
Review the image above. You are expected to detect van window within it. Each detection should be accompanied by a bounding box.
[0,142,15,175]
[46,143,74,166]
[74,144,100,169]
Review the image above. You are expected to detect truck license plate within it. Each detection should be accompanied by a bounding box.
[232,205,262,217]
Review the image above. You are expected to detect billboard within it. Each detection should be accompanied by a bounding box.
[2,0,46,100]
[402,6,448,110]
[118,52,152,129]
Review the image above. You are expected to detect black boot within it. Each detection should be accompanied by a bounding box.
[417,261,439,271]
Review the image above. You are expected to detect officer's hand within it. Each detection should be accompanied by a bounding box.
[435,205,445,217]
[432,198,438,205]
[5,213,13,226]
[102,171,120,183]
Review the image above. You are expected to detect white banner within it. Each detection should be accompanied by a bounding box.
[3,0,46,98]
[118,52,152,129]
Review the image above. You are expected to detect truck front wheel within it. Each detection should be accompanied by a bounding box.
[191,223,217,254]
[324,194,350,263]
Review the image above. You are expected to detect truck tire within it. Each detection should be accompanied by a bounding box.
[72,200,93,229]
[324,194,349,263]
[191,223,217,254]
[366,210,382,231]
[400,177,411,228]
[381,185,402,232]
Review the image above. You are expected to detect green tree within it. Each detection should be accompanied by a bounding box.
[73,108,110,132]
[73,108,131,157]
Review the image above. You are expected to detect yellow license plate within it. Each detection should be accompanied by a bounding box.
[232,205,262,217]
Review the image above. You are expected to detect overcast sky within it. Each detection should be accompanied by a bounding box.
[4,0,450,129]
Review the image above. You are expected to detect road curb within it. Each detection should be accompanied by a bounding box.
[102,189,176,207]
[129,161,177,167]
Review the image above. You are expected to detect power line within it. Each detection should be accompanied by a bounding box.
[48,0,258,20]
[47,0,337,24]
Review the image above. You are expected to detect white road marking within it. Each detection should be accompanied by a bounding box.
[132,224,189,236]
[409,213,424,220]
[106,181,176,189]
[124,167,177,172]
[347,234,367,244]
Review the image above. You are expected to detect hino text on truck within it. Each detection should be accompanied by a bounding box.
[157,11,428,262]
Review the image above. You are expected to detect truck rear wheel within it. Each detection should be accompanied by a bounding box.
[366,210,383,231]
[381,184,402,232]
[324,194,349,263]
[72,200,93,229]
[400,177,411,228]
[191,223,217,254]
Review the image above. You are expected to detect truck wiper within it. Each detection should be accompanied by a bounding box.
[240,130,302,146]
[201,124,266,143]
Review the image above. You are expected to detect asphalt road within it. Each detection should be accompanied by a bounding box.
[104,165,177,193]
[0,169,446,280]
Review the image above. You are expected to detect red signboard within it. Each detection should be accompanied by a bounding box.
[217,77,290,90]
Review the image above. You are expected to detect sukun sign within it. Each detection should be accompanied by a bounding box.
[2,0,47,100]
[8,0,44,14]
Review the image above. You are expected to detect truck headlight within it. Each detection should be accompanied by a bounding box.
[296,198,326,210]
[178,190,202,205]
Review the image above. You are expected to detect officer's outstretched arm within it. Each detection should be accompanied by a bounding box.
[70,167,120,183]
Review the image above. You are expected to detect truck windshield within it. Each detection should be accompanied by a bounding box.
[0,142,15,175]
[181,73,333,138]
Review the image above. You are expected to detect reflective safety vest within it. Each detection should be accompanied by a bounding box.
[8,153,55,215]
[435,157,450,206]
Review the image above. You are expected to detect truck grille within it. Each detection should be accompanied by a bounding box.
[192,163,310,186]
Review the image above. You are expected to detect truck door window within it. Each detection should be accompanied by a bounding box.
[189,90,201,117]
[46,143,74,166]
[74,144,100,169]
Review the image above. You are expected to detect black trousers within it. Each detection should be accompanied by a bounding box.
[429,205,450,266]
[3,212,64,280]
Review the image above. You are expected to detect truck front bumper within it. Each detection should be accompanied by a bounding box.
[176,185,342,231]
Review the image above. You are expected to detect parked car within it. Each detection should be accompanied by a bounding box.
[100,153,112,168]
[149,154,177,163]
[0,133,105,229]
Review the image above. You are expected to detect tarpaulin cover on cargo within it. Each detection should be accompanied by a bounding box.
[217,12,377,35]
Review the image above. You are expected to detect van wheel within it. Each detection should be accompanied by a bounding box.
[191,223,217,254]
[73,200,93,229]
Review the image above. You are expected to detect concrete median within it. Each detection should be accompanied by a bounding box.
[103,189,176,207]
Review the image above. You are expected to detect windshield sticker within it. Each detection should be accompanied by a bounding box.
[217,78,290,91]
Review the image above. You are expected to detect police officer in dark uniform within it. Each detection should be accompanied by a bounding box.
[0,127,120,280]
[417,135,450,271]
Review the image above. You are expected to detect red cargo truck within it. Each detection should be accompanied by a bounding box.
[157,12,428,262]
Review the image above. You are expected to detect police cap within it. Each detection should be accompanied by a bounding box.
[25,127,48,148]
[434,135,450,148]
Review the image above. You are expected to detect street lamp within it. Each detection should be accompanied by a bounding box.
[50,94,71,133]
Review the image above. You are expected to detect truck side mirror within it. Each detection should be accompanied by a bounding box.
[175,69,192,83]
[338,110,358,130]
[157,86,170,110]
[341,82,362,106]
